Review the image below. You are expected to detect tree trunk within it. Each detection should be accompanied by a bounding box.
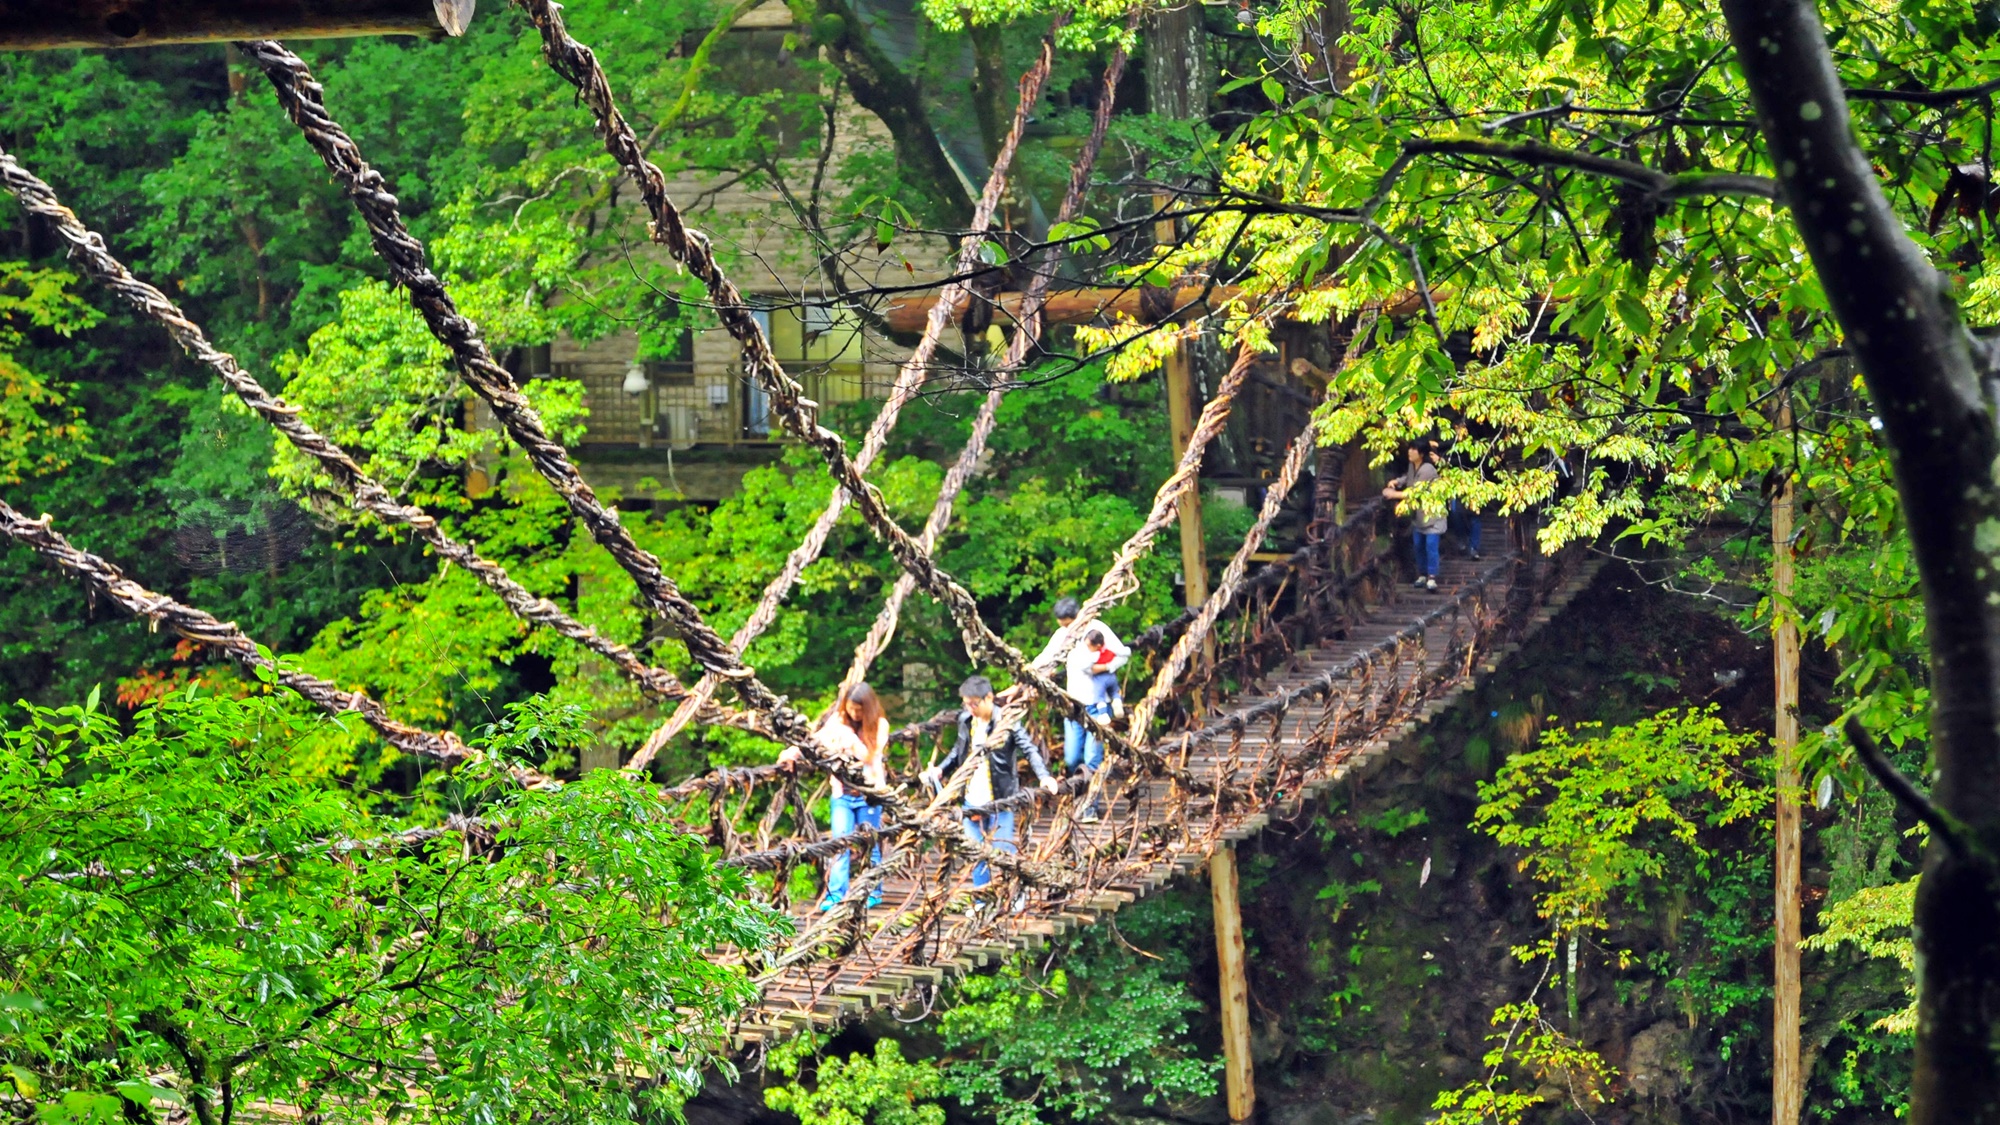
[1144,1,1211,123]
[1720,1,2000,1120]
[968,23,1008,163]
[807,0,974,227]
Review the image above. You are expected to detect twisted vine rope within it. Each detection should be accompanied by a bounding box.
[0,499,564,788]
[1124,306,1383,736]
[836,38,1131,696]
[1038,337,1264,678]
[246,38,1060,888]
[0,148,764,737]
[632,13,1070,766]
[507,2,1149,768]
[241,40,819,741]
[1126,414,1320,736]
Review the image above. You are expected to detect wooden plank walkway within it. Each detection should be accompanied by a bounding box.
[728,523,1606,1047]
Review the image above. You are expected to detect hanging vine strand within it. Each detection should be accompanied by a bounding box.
[633,13,1070,766]
[0,147,764,738]
[510,0,1202,775]
[0,498,561,788]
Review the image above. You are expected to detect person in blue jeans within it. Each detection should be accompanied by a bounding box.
[1451,498,1482,560]
[779,681,892,910]
[923,675,1058,890]
[1030,598,1127,821]
[1384,440,1446,591]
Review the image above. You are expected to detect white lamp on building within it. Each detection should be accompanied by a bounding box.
[622,358,650,396]
[624,358,656,450]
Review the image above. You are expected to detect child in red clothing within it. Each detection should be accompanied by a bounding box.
[1084,629,1124,721]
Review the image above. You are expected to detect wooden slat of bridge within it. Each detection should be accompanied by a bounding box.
[731,522,1605,1046]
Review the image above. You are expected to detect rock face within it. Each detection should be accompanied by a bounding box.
[1625,1021,1695,1102]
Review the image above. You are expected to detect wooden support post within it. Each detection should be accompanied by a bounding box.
[1166,349,1210,612]
[1155,196,1211,679]
[1772,400,1803,1125]
[1210,843,1254,1123]
[0,0,470,50]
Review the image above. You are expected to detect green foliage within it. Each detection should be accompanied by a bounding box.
[1806,872,1920,1035]
[764,1037,946,1125]
[1475,707,1768,955]
[0,689,785,1125]
[271,205,586,512]
[930,896,1220,1125]
[1430,1002,1613,1125]
[1311,876,1380,922]
[0,263,98,486]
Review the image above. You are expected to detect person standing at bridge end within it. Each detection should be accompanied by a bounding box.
[1033,596,1127,821]
[1384,440,1446,592]
[923,675,1058,894]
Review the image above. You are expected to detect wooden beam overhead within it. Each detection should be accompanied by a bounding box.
[880,283,1435,335]
[0,0,473,50]
[883,285,1243,335]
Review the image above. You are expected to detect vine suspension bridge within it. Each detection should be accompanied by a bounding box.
[0,0,1602,1080]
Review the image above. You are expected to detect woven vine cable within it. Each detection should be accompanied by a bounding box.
[247,40,1056,887]
[508,3,1157,771]
[1124,305,1380,737]
[1125,412,1320,737]
[242,42,841,736]
[631,18,1070,767]
[834,40,1131,696]
[0,499,563,788]
[0,149,763,737]
[1032,334,1264,685]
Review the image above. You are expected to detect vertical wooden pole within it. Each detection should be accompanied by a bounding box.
[1165,349,1210,612]
[1155,194,1212,707]
[1209,844,1255,1122]
[1155,199,1210,618]
[1772,400,1803,1125]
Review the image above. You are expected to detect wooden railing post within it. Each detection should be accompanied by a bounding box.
[1210,843,1255,1122]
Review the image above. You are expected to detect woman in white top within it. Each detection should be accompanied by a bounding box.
[780,681,892,910]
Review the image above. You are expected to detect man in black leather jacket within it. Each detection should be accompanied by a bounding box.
[922,675,1057,888]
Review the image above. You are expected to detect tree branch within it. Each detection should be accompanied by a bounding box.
[1405,138,1780,201]
[1844,717,1974,859]
[1848,77,2000,108]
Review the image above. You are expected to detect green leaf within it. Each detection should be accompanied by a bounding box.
[1612,292,1653,337]
[115,1081,184,1108]
[37,1091,122,1125]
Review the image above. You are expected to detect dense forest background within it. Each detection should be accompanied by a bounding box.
[5,0,1997,1122]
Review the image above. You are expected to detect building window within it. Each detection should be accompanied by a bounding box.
[767,304,866,404]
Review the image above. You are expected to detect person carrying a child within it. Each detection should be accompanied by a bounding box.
[1084,628,1125,723]
[1030,596,1128,822]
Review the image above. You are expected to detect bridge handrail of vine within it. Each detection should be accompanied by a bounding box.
[0,0,1564,1015]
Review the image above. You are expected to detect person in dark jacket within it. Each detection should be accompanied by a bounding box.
[922,675,1058,888]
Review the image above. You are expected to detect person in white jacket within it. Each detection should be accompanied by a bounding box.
[1031,596,1127,821]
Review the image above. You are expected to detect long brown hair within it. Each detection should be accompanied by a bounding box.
[838,681,887,752]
